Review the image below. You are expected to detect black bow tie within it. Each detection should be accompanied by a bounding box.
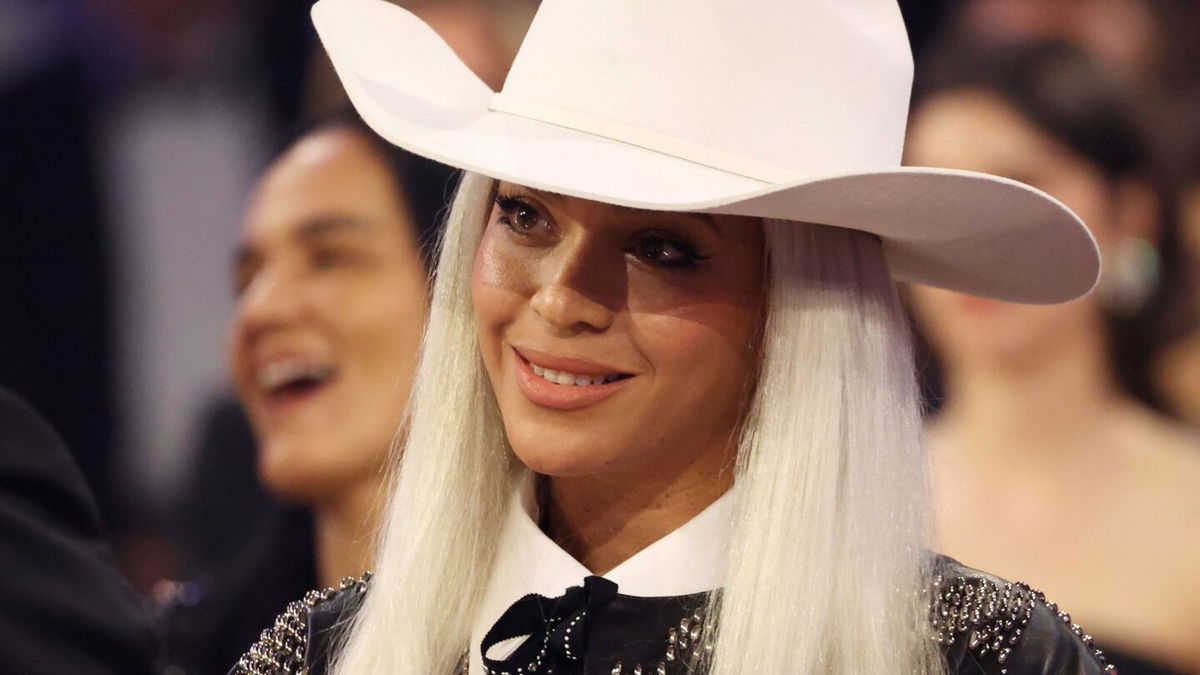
[481,575,619,674]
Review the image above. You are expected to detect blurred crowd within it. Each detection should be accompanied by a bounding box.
[0,0,1198,673]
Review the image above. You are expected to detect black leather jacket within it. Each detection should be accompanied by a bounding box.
[229,556,1113,674]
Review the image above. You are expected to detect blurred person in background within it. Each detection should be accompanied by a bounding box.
[0,0,322,589]
[948,0,1199,89]
[0,388,158,675]
[1153,134,1200,427]
[158,112,456,674]
[944,0,1200,160]
[906,41,1200,674]
[165,0,535,578]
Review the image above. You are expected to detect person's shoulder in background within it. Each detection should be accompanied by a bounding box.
[0,387,158,675]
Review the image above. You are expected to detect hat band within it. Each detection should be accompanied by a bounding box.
[489,92,801,185]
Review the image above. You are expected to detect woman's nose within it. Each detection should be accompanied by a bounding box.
[235,266,307,337]
[529,246,618,334]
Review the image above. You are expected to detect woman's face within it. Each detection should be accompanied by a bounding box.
[229,128,428,502]
[471,182,765,478]
[905,89,1119,367]
[959,0,1163,79]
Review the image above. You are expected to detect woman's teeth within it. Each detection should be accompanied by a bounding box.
[530,363,621,386]
[258,360,335,392]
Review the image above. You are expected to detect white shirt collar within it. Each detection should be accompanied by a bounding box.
[468,471,732,674]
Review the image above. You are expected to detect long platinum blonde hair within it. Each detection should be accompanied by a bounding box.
[331,172,946,674]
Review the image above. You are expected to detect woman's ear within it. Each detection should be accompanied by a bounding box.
[1100,178,1162,316]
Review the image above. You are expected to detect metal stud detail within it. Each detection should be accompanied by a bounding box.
[234,570,1115,674]
[230,573,372,675]
[612,608,711,674]
[928,574,1114,672]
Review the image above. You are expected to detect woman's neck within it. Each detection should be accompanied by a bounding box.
[543,445,735,575]
[311,475,383,588]
[934,323,1124,464]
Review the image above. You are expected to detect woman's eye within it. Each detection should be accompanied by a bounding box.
[632,233,706,268]
[311,247,357,269]
[232,257,260,297]
[232,271,254,297]
[495,195,550,236]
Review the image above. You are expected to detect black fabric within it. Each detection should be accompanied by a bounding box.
[160,507,317,675]
[481,575,622,673]
[936,557,1112,675]
[283,555,1112,675]
[160,394,319,674]
[0,387,157,675]
[171,395,276,577]
[940,595,1109,675]
[575,590,707,673]
[303,582,369,675]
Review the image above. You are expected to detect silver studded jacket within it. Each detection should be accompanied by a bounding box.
[229,557,1113,675]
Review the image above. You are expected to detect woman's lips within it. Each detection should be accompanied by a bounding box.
[260,378,334,421]
[513,348,633,411]
[255,359,339,422]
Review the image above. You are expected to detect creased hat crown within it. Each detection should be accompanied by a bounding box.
[496,0,913,182]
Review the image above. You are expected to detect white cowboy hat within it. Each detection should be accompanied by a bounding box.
[311,0,1100,303]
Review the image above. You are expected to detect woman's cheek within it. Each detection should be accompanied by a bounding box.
[634,285,763,346]
[632,312,740,382]
[471,230,537,359]
[472,227,535,294]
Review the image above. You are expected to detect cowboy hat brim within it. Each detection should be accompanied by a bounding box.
[312,0,1099,304]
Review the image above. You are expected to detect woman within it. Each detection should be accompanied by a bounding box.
[1154,131,1200,427]
[227,115,447,586]
[234,0,1111,673]
[161,113,455,674]
[906,42,1200,673]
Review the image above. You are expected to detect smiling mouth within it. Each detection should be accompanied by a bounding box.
[528,362,629,386]
[515,350,632,387]
[257,359,338,400]
[512,349,633,410]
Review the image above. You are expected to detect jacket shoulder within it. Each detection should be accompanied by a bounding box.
[930,556,1115,674]
[229,573,371,675]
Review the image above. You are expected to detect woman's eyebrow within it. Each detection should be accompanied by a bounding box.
[676,212,722,237]
[232,244,259,276]
[629,209,724,239]
[231,215,370,275]
[293,215,371,241]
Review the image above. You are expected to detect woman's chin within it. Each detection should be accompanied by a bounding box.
[509,442,623,479]
[256,439,372,503]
